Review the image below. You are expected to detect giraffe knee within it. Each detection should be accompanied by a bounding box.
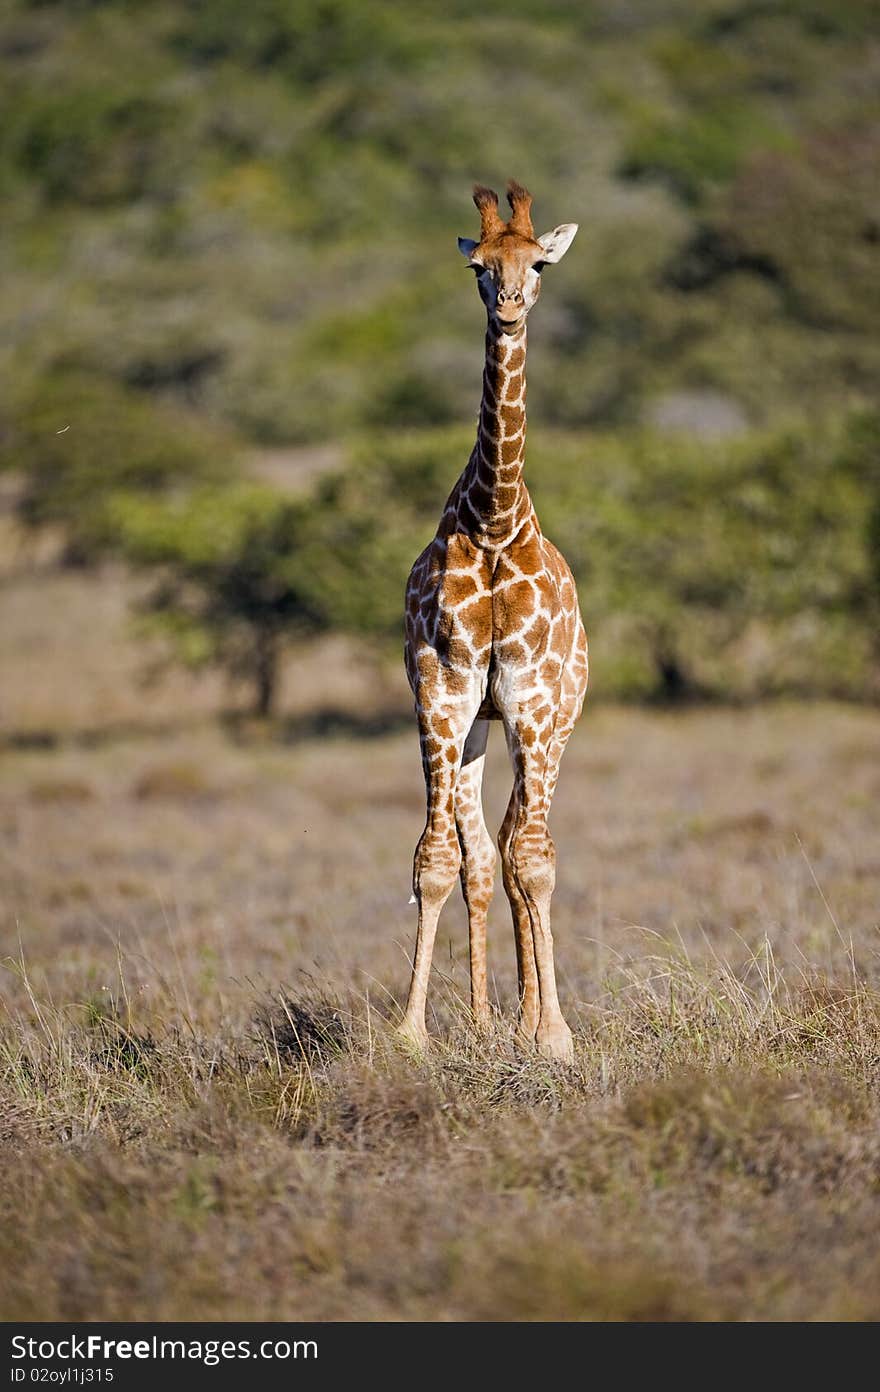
[510,825,556,900]
[414,828,461,904]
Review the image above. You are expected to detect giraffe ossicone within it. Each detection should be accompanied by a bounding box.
[398,180,588,1063]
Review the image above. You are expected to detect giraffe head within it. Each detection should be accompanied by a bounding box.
[458,181,577,335]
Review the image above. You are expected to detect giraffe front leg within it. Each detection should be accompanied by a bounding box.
[398,688,481,1049]
[397,817,458,1051]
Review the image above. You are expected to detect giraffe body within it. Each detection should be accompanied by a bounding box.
[399,183,587,1061]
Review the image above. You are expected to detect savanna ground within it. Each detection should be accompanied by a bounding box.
[2,563,880,1322]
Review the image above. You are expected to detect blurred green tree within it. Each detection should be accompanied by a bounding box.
[3,375,231,563]
[110,485,322,717]
[109,474,421,717]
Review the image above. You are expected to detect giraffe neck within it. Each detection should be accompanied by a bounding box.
[456,320,532,548]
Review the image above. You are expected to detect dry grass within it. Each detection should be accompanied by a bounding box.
[2,565,880,1320]
[1,961,879,1320]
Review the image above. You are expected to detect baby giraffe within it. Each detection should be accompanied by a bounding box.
[399,181,588,1062]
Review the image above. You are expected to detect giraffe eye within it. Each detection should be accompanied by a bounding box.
[532,261,546,274]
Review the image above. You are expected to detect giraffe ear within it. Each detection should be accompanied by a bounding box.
[536,223,578,264]
[458,237,480,260]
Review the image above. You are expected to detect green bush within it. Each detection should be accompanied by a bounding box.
[9,85,173,205]
[620,105,788,205]
[172,0,403,85]
[3,374,233,560]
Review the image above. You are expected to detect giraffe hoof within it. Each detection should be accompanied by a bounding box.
[535,1019,575,1064]
[514,1021,539,1051]
[394,1019,430,1054]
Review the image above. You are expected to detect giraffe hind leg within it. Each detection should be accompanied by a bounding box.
[499,784,540,1044]
[455,718,496,1029]
[497,693,574,1063]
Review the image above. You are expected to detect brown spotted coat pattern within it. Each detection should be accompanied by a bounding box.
[398,184,587,1062]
